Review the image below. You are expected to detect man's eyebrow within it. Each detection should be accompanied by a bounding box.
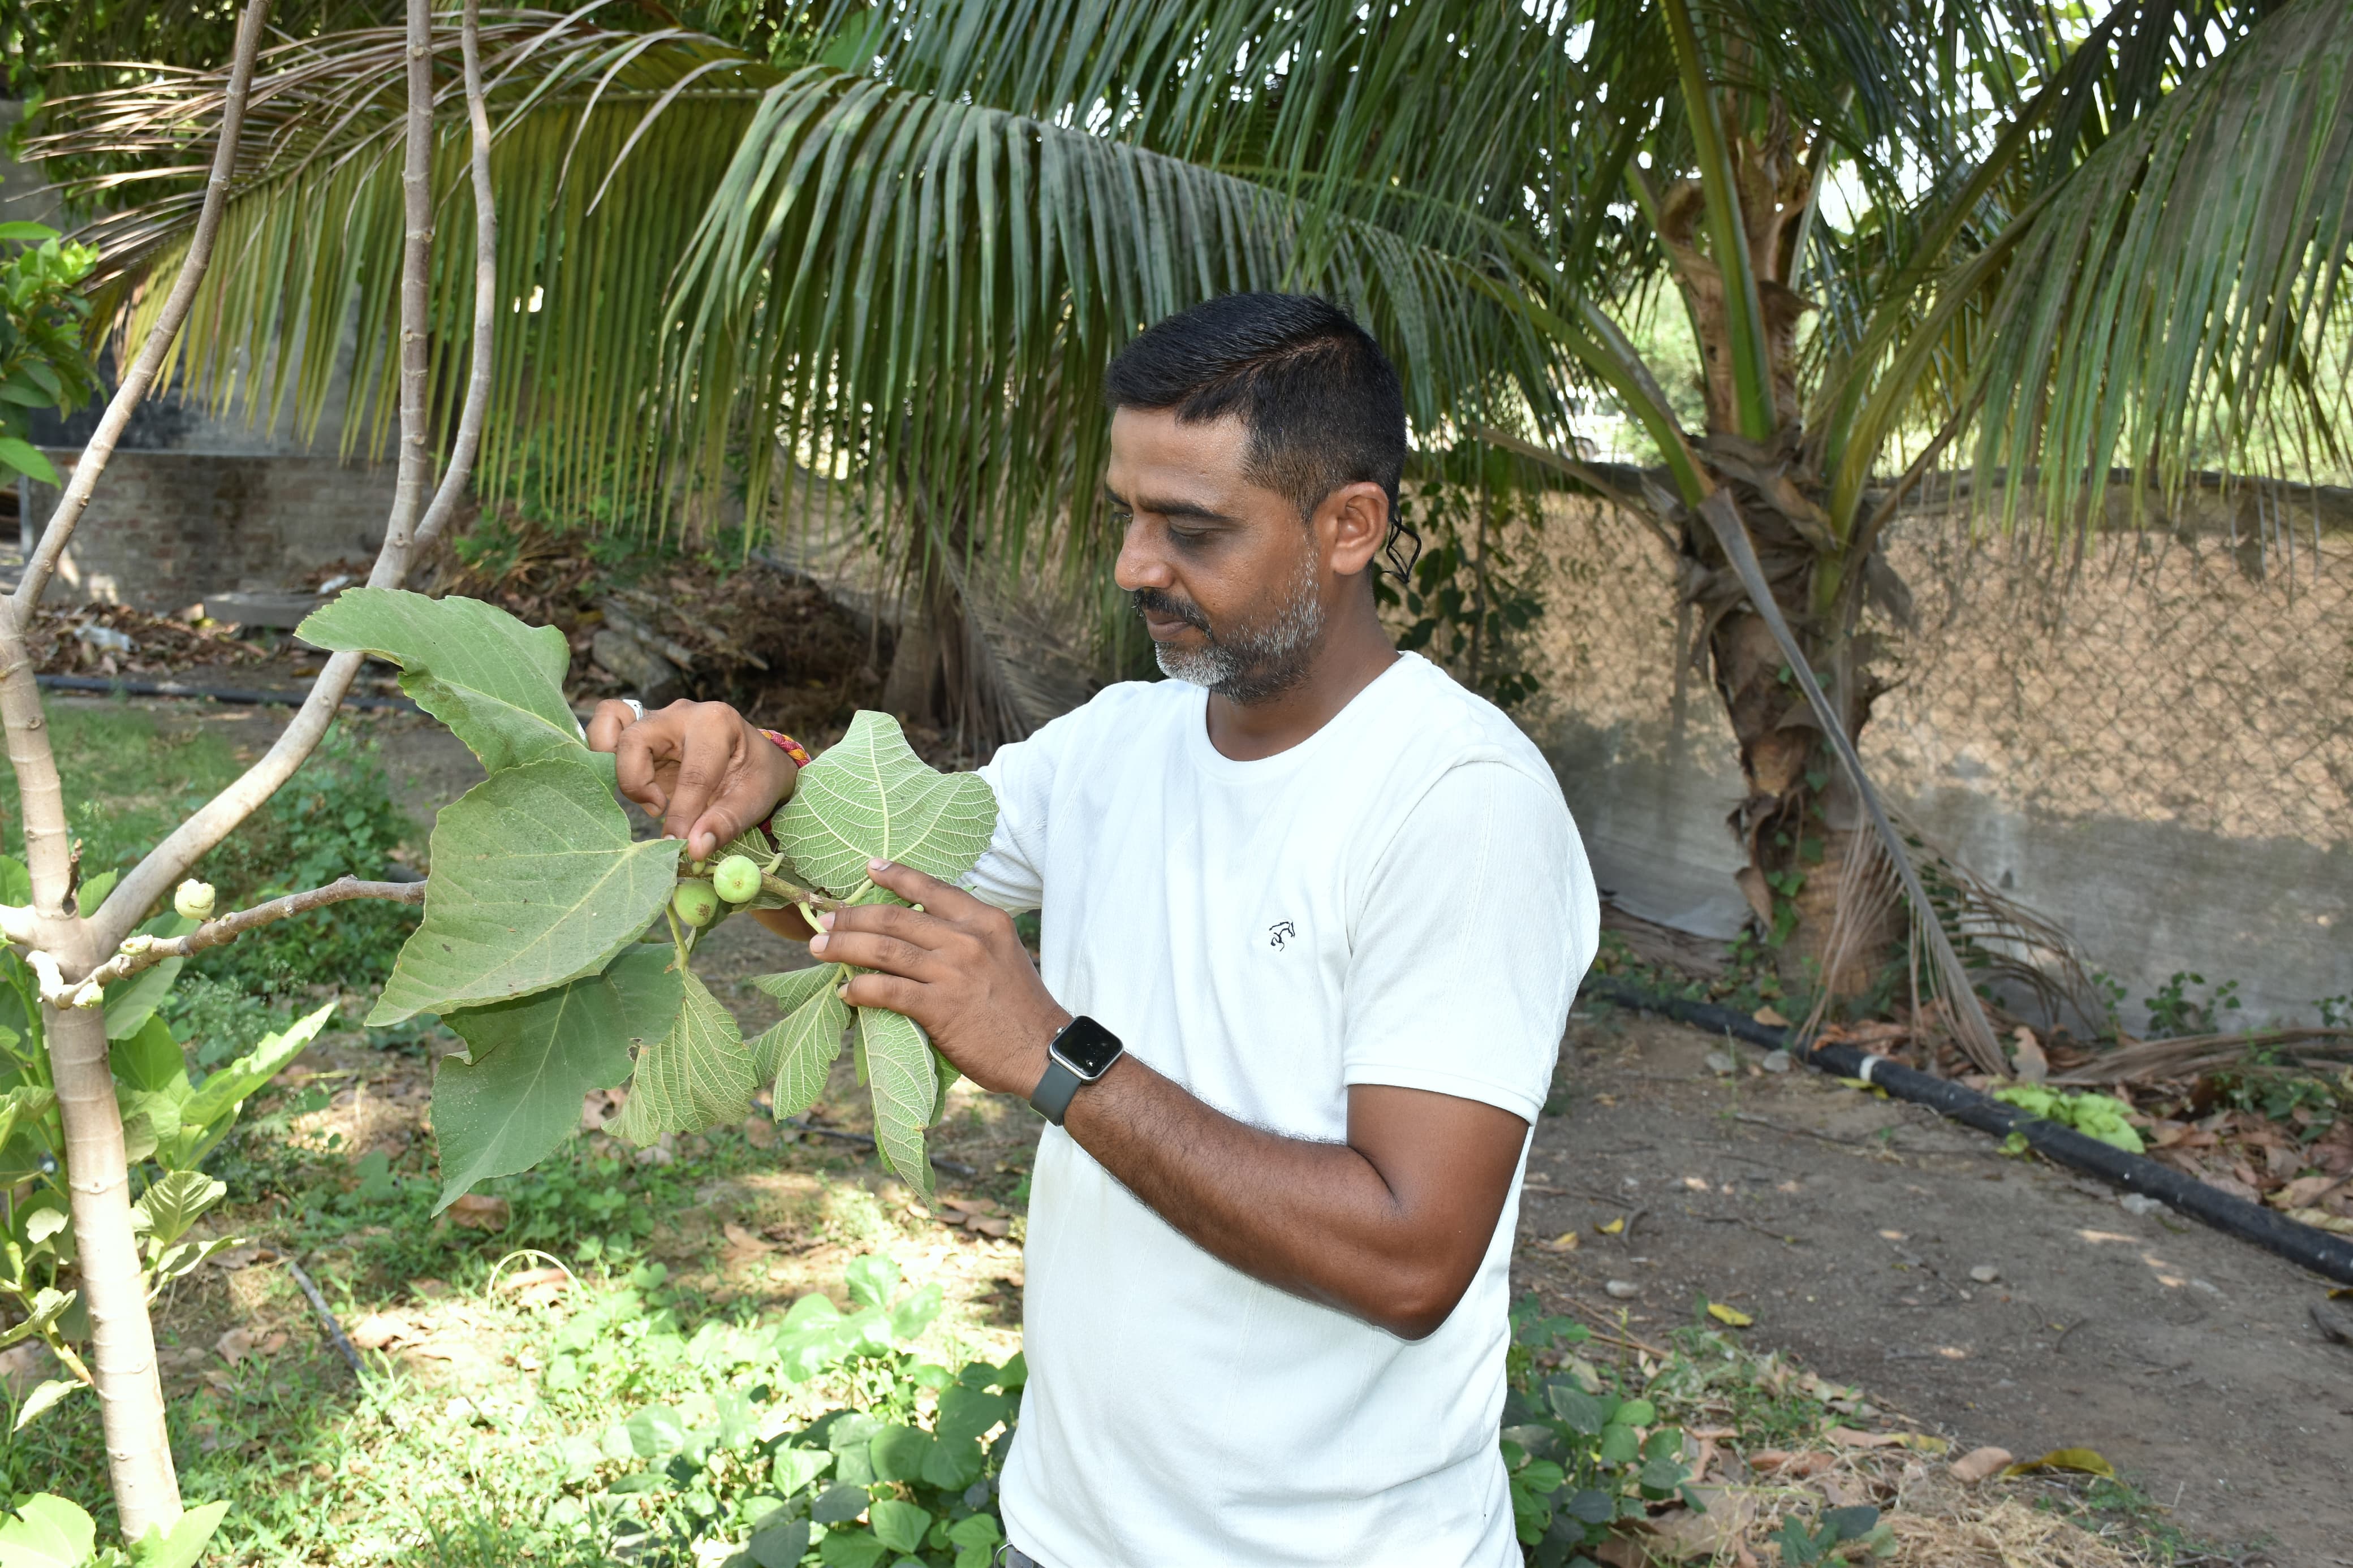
[1103,485,1236,524]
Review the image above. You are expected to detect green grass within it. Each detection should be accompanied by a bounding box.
[6,1104,1028,1566]
[0,699,420,999]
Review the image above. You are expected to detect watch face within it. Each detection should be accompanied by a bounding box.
[1053,1017,1125,1079]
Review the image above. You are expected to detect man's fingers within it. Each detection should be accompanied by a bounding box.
[823,902,940,944]
[864,859,978,919]
[611,723,675,817]
[809,928,938,980]
[585,699,638,753]
[839,970,926,1018]
[663,705,748,856]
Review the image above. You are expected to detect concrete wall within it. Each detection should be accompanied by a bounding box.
[1516,494,2353,1033]
[21,449,395,612]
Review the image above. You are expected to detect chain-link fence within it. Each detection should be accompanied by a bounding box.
[1516,481,2353,1030]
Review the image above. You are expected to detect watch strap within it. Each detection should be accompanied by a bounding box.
[1029,1057,1086,1127]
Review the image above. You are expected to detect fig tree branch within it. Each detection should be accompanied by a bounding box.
[12,0,274,620]
[412,0,497,557]
[51,879,428,1008]
[92,4,499,955]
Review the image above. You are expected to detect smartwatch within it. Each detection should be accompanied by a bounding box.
[1028,1016,1124,1126]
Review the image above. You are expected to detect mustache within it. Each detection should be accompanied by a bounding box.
[1130,588,1211,633]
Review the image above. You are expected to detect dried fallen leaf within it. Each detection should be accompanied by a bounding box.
[214,1328,255,1364]
[1598,1217,1626,1236]
[2010,1026,2049,1083]
[1753,1005,1791,1027]
[1948,1445,2014,1483]
[1543,1230,1581,1252]
[494,1266,571,1294]
[2003,1447,2115,1479]
[409,1277,453,1299]
[447,1194,510,1232]
[1825,1427,1904,1448]
[2275,1173,2348,1210]
[347,1313,421,1351]
[743,1114,779,1150]
[941,1196,1000,1216]
[721,1223,777,1256]
[1705,1302,1753,1328]
[968,1216,1012,1238]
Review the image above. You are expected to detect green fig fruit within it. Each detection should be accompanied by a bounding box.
[672,880,721,927]
[712,854,761,904]
[174,879,217,921]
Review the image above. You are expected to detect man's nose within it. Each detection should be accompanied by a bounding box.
[1113,517,1170,593]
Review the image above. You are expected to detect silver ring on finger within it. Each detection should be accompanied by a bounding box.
[622,697,645,722]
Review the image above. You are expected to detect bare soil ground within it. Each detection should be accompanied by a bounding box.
[1525,1008,2353,1566]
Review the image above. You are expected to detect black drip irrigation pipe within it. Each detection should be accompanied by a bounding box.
[1583,978,2353,1286]
[36,672,419,712]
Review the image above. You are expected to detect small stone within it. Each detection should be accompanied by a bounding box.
[1759,1049,1792,1073]
[1604,1280,1641,1299]
[1968,1264,2001,1284]
[1704,1051,1737,1076]
[2118,1193,2167,1217]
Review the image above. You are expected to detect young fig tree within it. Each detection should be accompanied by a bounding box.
[300,590,1000,1201]
[0,0,499,1540]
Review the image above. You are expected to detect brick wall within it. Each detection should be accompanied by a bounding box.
[20,449,397,612]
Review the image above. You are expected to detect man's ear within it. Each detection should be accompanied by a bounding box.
[1321,481,1390,579]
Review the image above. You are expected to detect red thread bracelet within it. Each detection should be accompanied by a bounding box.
[760,729,811,837]
[761,729,812,768]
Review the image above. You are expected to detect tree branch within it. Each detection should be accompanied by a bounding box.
[54,879,427,1007]
[90,0,498,955]
[412,0,497,556]
[12,0,273,619]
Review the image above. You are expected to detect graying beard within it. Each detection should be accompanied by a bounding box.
[1156,556,1325,706]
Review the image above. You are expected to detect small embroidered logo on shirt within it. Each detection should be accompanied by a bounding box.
[1267,920,1296,951]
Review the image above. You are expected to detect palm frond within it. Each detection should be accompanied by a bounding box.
[663,62,1581,579]
[38,10,782,520]
[1966,0,2353,537]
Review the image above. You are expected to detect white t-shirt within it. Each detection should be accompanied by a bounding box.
[967,653,1597,1568]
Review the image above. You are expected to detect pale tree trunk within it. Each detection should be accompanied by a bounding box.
[0,0,498,1537]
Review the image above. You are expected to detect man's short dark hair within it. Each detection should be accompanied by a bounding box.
[1104,293,1415,574]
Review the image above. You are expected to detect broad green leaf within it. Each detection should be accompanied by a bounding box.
[867,1424,930,1483]
[0,1288,74,1349]
[126,1501,231,1568]
[0,1492,93,1565]
[433,945,683,1208]
[774,711,997,896]
[179,1001,338,1141]
[817,1526,885,1568]
[371,758,682,1025]
[748,966,847,1118]
[7,1380,82,1435]
[856,1008,938,1196]
[103,957,183,1044]
[299,590,581,772]
[0,1085,54,1155]
[770,1447,833,1497]
[0,438,57,487]
[867,1499,930,1555]
[609,968,756,1143]
[844,1253,899,1311]
[110,1014,188,1096]
[131,1170,226,1248]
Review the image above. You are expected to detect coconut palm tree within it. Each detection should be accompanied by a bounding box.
[41,1,2353,1064]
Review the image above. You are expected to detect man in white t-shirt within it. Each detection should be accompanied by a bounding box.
[588,293,1598,1566]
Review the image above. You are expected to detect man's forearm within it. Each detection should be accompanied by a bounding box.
[1060,1056,1506,1340]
